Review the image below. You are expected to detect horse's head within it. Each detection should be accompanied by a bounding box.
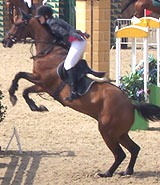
[2,9,55,49]
[2,9,32,48]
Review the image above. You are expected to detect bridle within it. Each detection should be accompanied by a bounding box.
[5,20,59,59]
[5,21,29,43]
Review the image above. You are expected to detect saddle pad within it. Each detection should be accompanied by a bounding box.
[57,61,96,96]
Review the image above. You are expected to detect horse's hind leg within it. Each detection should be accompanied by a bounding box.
[98,121,126,177]
[23,85,48,112]
[9,72,40,105]
[119,133,140,176]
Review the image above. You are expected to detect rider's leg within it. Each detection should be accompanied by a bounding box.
[64,39,86,101]
[64,67,78,101]
[64,39,86,70]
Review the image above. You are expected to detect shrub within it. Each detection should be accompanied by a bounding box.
[120,55,157,102]
[0,90,7,122]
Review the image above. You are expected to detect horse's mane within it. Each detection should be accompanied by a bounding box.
[29,17,69,54]
[41,22,69,50]
[42,24,54,36]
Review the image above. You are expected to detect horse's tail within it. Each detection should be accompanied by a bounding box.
[133,103,160,121]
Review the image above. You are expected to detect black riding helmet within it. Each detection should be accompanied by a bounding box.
[35,5,53,18]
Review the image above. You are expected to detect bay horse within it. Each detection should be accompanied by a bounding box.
[2,11,160,177]
[121,0,160,18]
[134,0,160,18]
[6,0,31,25]
[5,0,43,25]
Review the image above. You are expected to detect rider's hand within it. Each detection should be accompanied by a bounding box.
[70,32,84,41]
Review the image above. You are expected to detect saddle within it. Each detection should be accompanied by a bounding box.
[57,59,106,96]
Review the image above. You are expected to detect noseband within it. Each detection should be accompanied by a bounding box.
[4,19,68,59]
[6,31,18,43]
[5,22,28,44]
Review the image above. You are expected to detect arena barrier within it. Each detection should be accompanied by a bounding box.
[135,17,160,87]
[115,24,149,101]
[115,16,160,102]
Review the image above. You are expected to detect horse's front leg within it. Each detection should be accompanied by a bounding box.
[23,85,48,112]
[9,72,40,105]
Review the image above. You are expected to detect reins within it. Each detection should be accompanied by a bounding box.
[5,17,69,59]
[6,32,57,59]
[20,38,55,59]
[6,29,68,59]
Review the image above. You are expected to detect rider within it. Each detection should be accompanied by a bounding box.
[35,5,88,101]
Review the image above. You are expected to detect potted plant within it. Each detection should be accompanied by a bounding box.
[119,55,158,130]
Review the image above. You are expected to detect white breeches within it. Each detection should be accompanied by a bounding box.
[43,0,47,5]
[24,0,32,8]
[64,40,87,70]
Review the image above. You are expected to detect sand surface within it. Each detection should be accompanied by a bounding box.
[0,44,159,185]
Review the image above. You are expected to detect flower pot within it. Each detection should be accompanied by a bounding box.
[131,101,148,131]
[149,84,160,106]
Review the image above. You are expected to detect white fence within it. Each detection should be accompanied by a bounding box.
[114,18,157,48]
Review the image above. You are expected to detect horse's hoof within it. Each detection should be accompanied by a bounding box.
[29,105,48,112]
[10,95,17,106]
[39,105,48,112]
[119,169,134,176]
[97,171,112,178]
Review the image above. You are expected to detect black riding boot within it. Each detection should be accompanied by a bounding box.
[64,67,79,101]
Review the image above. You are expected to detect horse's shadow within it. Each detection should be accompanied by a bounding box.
[147,127,160,131]
[134,171,160,178]
[118,170,160,178]
[0,150,75,185]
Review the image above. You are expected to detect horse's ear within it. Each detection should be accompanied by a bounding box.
[19,8,32,22]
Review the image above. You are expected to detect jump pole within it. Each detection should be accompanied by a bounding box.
[157,20,160,87]
[5,126,22,154]
[131,37,136,73]
[115,26,121,86]
[115,25,149,101]
[135,17,160,87]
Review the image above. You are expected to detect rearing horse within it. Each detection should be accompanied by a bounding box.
[2,11,160,177]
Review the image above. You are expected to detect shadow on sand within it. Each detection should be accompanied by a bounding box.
[0,150,75,185]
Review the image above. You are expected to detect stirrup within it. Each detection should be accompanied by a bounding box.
[64,92,79,102]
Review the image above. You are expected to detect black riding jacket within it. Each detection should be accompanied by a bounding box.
[46,17,90,46]
[46,17,82,46]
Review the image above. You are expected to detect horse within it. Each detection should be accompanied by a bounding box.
[6,0,30,25]
[121,0,160,18]
[2,10,160,177]
[121,0,137,18]
[5,0,43,25]
[134,0,160,18]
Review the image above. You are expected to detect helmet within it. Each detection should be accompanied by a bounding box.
[35,5,53,18]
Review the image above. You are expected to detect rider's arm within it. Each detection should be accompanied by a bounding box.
[46,18,84,43]
[46,18,70,39]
